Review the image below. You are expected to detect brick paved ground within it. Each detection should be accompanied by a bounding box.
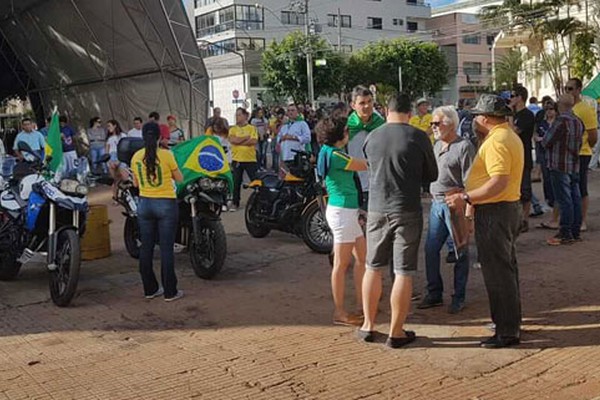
[1,175,599,399]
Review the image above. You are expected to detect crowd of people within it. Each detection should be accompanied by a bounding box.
[2,79,597,346]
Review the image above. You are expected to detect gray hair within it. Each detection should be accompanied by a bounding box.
[432,106,459,129]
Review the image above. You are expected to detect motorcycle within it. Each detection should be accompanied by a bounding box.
[0,143,89,307]
[116,138,228,279]
[244,149,332,254]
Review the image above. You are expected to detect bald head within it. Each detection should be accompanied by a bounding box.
[557,94,575,113]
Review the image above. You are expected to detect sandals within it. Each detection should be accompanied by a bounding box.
[333,314,364,327]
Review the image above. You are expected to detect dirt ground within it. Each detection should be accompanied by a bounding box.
[1,174,600,399]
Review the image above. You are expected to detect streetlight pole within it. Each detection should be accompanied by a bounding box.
[304,0,315,108]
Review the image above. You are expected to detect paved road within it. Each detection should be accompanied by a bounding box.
[1,176,600,399]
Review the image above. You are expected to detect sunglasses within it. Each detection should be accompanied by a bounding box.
[565,86,575,91]
[430,121,442,127]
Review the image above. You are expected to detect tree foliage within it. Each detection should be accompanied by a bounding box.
[480,0,599,96]
[347,39,449,99]
[494,49,523,89]
[261,31,345,104]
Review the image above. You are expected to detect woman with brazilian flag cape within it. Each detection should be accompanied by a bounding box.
[171,135,234,196]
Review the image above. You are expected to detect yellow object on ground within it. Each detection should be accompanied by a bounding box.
[81,204,111,261]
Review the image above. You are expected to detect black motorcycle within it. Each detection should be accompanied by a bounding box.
[116,138,228,279]
[244,149,332,254]
[0,143,89,306]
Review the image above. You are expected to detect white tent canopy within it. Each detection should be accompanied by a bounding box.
[0,0,208,136]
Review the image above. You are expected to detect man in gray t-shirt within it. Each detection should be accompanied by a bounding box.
[418,106,475,314]
[360,93,437,349]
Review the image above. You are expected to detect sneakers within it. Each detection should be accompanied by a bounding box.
[165,290,184,302]
[417,295,443,309]
[448,299,465,314]
[546,234,574,246]
[145,288,164,299]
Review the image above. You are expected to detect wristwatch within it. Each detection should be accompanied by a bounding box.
[462,192,472,205]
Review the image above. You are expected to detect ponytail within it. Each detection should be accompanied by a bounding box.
[142,122,161,183]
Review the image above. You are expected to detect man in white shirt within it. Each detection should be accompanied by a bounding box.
[127,117,143,138]
[278,104,311,164]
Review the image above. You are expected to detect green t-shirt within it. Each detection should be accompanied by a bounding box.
[319,144,359,209]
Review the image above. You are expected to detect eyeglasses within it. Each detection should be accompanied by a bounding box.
[430,121,442,127]
[565,86,575,91]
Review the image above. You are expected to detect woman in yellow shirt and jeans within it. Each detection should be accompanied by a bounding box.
[131,122,184,301]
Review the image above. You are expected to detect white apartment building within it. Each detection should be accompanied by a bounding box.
[191,0,432,121]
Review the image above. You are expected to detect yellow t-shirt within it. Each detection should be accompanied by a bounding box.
[573,101,597,156]
[409,113,434,143]
[229,124,258,162]
[466,123,524,204]
[131,148,179,199]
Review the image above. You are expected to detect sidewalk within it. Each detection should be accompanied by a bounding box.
[0,175,599,399]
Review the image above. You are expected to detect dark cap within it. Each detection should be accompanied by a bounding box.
[471,94,513,117]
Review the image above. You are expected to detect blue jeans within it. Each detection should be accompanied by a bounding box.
[425,200,469,302]
[271,140,279,171]
[549,170,582,239]
[256,140,268,169]
[538,148,554,207]
[138,197,179,298]
[90,142,107,174]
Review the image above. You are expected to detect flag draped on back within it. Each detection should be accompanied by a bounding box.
[44,111,63,173]
[346,111,386,141]
[172,136,233,195]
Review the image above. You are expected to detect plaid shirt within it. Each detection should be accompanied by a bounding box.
[542,111,583,174]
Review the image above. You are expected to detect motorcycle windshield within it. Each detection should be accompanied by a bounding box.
[38,181,89,212]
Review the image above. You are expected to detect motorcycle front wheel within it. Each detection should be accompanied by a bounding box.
[189,218,227,280]
[244,192,271,238]
[49,229,81,307]
[124,216,141,259]
[302,201,333,254]
[0,251,22,281]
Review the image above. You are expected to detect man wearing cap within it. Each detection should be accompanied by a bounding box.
[446,94,524,349]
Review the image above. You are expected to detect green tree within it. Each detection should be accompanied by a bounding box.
[261,31,345,104]
[494,49,523,89]
[347,39,449,99]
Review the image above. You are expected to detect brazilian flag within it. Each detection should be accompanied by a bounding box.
[172,136,233,196]
[44,110,63,173]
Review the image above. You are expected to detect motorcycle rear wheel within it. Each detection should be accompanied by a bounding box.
[49,229,81,307]
[124,216,141,259]
[189,219,227,280]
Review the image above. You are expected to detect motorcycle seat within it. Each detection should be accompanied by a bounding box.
[259,173,281,189]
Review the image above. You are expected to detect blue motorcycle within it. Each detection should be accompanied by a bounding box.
[0,143,89,306]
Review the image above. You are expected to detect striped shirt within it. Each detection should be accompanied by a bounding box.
[542,112,583,174]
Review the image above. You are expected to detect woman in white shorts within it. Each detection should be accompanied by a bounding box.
[316,116,368,326]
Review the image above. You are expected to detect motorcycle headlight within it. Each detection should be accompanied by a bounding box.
[216,180,227,191]
[60,179,88,196]
[186,183,196,192]
[199,178,214,191]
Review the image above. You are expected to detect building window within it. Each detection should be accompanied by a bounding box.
[367,17,383,30]
[463,62,482,75]
[333,44,353,53]
[236,37,265,51]
[486,34,496,46]
[393,18,404,26]
[196,6,263,37]
[195,0,217,7]
[462,32,481,45]
[199,38,236,58]
[487,62,492,75]
[235,5,264,31]
[250,75,261,88]
[327,14,352,28]
[281,10,305,25]
[407,21,418,32]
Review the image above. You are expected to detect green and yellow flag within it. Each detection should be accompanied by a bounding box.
[44,110,63,173]
[172,135,234,196]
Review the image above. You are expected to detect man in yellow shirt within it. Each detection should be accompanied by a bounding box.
[566,78,598,231]
[410,98,434,196]
[229,107,258,211]
[446,94,524,349]
[409,98,434,142]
